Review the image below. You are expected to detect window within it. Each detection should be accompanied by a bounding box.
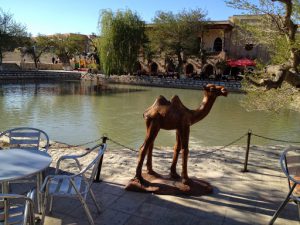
[213,38,222,52]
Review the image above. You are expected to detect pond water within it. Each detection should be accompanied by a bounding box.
[0,80,299,150]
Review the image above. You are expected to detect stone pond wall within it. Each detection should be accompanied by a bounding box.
[0,70,82,81]
[0,71,243,92]
[102,75,242,92]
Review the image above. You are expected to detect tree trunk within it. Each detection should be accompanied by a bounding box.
[177,52,183,74]
[34,58,38,70]
[246,64,300,89]
[0,50,3,71]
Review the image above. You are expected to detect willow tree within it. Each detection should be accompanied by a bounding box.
[98,9,145,75]
[148,9,207,74]
[226,0,300,112]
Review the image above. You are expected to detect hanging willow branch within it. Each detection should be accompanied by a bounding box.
[98,9,145,75]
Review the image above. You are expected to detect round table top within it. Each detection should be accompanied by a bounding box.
[0,149,52,182]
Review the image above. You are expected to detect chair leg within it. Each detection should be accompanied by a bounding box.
[297,202,300,221]
[41,195,49,225]
[269,183,296,225]
[49,196,53,213]
[89,189,102,213]
[29,204,35,225]
[77,194,95,225]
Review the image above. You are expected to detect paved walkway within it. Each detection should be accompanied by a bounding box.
[37,144,299,225]
[6,144,297,224]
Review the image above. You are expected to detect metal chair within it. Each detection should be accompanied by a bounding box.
[40,143,107,225]
[269,146,300,224]
[0,189,35,225]
[0,127,49,152]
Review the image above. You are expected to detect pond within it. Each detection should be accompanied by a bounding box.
[0,80,299,150]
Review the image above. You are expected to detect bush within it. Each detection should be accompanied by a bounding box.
[88,63,100,74]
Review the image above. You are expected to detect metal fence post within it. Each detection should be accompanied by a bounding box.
[94,136,107,182]
[242,130,252,172]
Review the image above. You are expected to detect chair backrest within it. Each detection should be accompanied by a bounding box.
[79,143,107,194]
[0,189,35,225]
[0,127,49,152]
[280,146,300,195]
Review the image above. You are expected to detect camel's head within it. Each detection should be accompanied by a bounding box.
[203,84,228,97]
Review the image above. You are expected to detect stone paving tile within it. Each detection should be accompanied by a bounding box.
[93,181,125,197]
[156,208,197,225]
[222,208,257,225]
[43,216,63,225]
[51,197,84,214]
[43,209,91,225]
[123,216,159,225]
[108,191,149,214]
[93,208,131,225]
[91,191,121,209]
[188,215,224,225]
[132,202,168,220]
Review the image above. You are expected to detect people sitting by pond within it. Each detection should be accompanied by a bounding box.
[163,71,179,79]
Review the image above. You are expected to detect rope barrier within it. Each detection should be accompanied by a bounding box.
[191,133,248,157]
[106,133,248,160]
[251,133,300,144]
[52,137,104,148]
[107,137,139,153]
[1,128,299,175]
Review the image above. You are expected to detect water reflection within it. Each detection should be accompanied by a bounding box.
[0,81,145,96]
[0,81,299,149]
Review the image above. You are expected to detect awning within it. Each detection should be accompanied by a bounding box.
[227,58,256,67]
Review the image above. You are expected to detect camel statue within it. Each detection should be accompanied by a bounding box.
[134,84,228,185]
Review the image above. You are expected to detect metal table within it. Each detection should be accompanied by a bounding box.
[0,148,52,213]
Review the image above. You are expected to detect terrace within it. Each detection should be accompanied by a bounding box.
[10,143,297,225]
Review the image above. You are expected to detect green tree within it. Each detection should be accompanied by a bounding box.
[50,33,86,70]
[20,35,53,69]
[148,8,207,74]
[0,8,28,69]
[226,0,300,112]
[98,9,145,75]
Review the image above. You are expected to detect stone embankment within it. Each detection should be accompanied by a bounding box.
[0,70,82,81]
[101,74,243,92]
[0,70,242,91]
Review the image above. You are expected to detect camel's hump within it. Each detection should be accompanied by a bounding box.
[143,95,188,120]
[155,95,171,106]
[143,95,170,119]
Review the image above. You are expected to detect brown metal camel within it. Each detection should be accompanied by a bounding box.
[134,84,228,184]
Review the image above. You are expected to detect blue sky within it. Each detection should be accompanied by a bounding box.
[0,0,246,36]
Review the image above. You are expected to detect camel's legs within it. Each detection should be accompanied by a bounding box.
[180,127,190,184]
[146,142,155,174]
[135,120,160,182]
[170,130,181,179]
